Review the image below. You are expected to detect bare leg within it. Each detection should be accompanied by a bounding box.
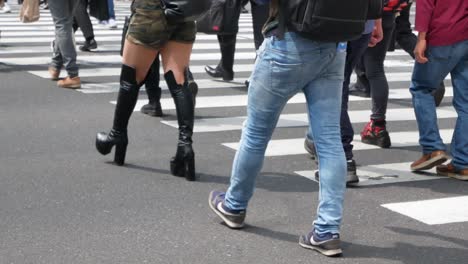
[122,39,159,83]
[160,41,193,84]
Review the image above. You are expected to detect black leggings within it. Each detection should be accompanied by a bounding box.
[360,13,396,120]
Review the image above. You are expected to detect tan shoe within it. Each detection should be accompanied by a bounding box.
[410,150,448,171]
[436,163,468,180]
[57,76,81,89]
[48,66,60,81]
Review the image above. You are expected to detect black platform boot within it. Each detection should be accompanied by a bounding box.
[165,70,196,181]
[96,64,140,166]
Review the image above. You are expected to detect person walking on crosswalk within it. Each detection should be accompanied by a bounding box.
[305,18,384,187]
[409,0,468,180]
[204,0,269,82]
[96,0,198,181]
[208,0,380,256]
[48,0,81,88]
[73,0,98,52]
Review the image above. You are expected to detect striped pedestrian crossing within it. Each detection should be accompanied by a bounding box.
[0,2,460,200]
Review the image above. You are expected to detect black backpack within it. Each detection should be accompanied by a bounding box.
[279,0,383,42]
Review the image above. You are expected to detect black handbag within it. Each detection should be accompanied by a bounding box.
[196,0,242,35]
[162,0,212,23]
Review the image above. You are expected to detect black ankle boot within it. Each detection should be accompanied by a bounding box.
[96,64,140,166]
[165,70,196,181]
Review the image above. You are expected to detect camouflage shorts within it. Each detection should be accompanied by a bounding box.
[126,0,196,50]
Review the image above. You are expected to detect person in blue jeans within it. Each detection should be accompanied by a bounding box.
[304,19,383,186]
[209,4,348,257]
[409,0,468,180]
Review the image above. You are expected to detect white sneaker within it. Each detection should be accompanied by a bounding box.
[98,20,108,27]
[0,3,11,13]
[108,18,117,29]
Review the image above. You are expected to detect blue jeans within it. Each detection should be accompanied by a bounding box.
[307,33,371,160]
[48,0,79,77]
[224,32,347,235]
[108,0,115,19]
[410,40,468,170]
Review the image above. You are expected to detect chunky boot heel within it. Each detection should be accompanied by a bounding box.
[114,141,128,166]
[170,145,195,180]
[95,64,140,165]
[165,69,196,181]
[96,129,128,164]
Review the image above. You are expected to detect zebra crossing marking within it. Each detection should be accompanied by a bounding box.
[161,106,456,133]
[223,129,454,156]
[381,196,468,225]
[295,161,446,186]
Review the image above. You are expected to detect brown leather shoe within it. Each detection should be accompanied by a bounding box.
[410,150,448,171]
[48,66,60,81]
[57,76,81,89]
[436,163,468,180]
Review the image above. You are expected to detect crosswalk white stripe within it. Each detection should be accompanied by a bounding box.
[1,53,416,66]
[0,33,256,43]
[0,43,256,55]
[160,106,456,133]
[112,88,453,110]
[382,196,468,225]
[295,161,446,186]
[30,66,442,80]
[223,129,454,157]
[79,78,248,93]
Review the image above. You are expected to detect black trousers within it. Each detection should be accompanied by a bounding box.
[217,0,269,72]
[73,0,95,40]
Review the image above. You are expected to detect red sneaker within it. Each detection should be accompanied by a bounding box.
[360,119,391,148]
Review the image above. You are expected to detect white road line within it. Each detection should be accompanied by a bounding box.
[223,129,454,156]
[381,196,468,225]
[0,33,255,44]
[112,88,453,111]
[295,162,446,186]
[0,43,256,55]
[161,105,456,133]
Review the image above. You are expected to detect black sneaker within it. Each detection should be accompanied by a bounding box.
[79,39,98,52]
[314,160,359,187]
[299,229,342,257]
[140,101,163,117]
[208,190,246,229]
[432,82,445,107]
[349,82,370,98]
[304,137,318,161]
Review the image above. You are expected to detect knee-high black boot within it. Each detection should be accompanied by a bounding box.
[96,64,141,165]
[165,69,196,181]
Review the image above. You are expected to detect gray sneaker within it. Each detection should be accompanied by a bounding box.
[299,229,342,257]
[315,160,359,187]
[304,137,318,161]
[208,190,246,229]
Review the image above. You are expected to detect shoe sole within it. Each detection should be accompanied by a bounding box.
[361,131,391,148]
[411,155,448,171]
[208,192,244,229]
[58,84,81,89]
[299,239,342,257]
[436,169,468,180]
